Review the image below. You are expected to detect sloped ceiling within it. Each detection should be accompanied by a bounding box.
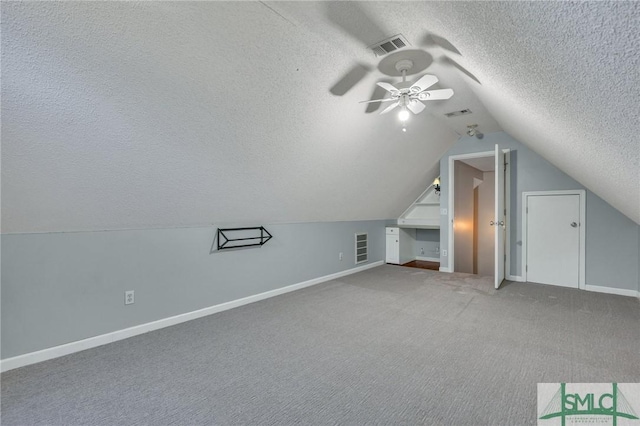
[2,1,638,233]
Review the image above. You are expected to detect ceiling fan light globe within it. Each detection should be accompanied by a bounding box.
[398,110,410,121]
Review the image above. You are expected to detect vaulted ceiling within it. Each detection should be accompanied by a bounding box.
[2,1,638,233]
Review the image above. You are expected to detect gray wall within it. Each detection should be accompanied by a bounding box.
[1,220,386,359]
[415,229,440,259]
[439,132,639,291]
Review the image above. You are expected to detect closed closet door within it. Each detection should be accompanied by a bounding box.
[526,194,580,288]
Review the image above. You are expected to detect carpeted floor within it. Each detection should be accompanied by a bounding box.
[2,265,639,425]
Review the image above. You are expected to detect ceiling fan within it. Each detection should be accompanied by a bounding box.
[360,59,454,121]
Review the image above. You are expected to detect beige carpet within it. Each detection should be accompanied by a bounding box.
[2,265,639,425]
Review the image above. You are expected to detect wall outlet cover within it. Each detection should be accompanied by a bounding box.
[125,290,135,305]
[442,250,448,257]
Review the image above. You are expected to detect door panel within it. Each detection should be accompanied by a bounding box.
[526,195,580,288]
[494,145,505,289]
[386,234,399,264]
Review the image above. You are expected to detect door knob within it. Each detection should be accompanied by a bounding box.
[489,220,494,226]
[570,222,577,228]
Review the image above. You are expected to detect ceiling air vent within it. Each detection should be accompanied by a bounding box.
[444,109,473,118]
[369,34,410,57]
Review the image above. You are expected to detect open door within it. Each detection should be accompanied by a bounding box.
[494,144,506,289]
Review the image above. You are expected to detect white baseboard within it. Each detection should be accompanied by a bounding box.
[415,256,440,262]
[439,267,452,273]
[506,275,525,282]
[1,261,384,373]
[585,285,640,298]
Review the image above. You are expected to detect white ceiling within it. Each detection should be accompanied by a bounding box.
[2,1,638,233]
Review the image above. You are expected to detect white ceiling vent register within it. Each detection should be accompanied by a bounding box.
[355,233,368,264]
[369,34,410,57]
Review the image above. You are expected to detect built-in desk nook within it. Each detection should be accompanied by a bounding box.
[386,179,441,269]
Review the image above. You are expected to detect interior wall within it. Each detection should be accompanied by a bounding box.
[439,132,640,292]
[415,229,440,260]
[454,162,483,274]
[1,220,386,359]
[477,171,495,277]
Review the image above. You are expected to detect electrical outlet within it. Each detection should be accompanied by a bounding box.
[339,252,343,261]
[442,249,448,257]
[436,246,440,253]
[125,290,135,305]
[420,248,425,255]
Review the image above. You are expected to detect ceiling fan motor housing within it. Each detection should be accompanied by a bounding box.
[394,59,414,73]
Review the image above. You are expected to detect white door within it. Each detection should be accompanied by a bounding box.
[386,234,399,264]
[526,195,580,288]
[494,144,506,289]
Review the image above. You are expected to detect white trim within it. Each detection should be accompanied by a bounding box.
[415,256,440,262]
[522,190,586,290]
[0,261,384,373]
[504,150,512,279]
[585,285,640,298]
[506,275,525,282]
[439,267,453,273]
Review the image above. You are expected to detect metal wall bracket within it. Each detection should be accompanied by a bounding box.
[217,226,272,250]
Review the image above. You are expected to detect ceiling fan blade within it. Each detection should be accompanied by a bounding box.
[359,98,397,104]
[410,74,439,93]
[380,101,400,115]
[376,82,400,94]
[407,100,426,114]
[441,56,482,85]
[418,88,454,100]
[365,82,390,114]
[421,33,462,55]
[329,64,370,96]
[325,2,388,47]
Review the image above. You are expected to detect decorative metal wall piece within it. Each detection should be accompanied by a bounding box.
[217,226,272,250]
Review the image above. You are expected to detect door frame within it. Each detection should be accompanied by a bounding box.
[522,190,586,289]
[447,149,511,276]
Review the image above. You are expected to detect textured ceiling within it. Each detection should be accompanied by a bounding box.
[2,1,638,233]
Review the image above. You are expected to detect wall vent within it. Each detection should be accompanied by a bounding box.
[444,109,472,118]
[369,34,410,57]
[355,233,368,264]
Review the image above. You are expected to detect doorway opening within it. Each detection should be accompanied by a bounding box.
[448,145,510,289]
[453,156,495,276]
